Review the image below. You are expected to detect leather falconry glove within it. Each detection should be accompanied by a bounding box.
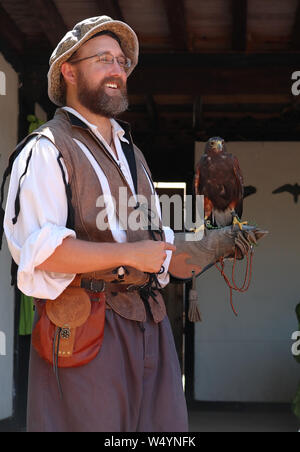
[168,225,268,322]
[168,225,268,281]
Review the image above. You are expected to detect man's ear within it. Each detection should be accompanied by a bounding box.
[61,62,77,86]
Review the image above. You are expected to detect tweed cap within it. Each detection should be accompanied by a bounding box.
[48,16,139,106]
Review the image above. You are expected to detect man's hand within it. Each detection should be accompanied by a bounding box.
[128,240,176,274]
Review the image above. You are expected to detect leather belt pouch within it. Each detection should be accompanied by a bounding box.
[32,285,106,368]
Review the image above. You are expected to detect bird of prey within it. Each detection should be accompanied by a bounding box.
[272,183,300,204]
[194,137,247,229]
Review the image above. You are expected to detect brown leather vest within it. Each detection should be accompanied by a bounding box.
[30,108,167,323]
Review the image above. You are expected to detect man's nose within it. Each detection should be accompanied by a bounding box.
[109,59,124,76]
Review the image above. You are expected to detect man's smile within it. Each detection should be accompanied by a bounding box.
[104,82,120,90]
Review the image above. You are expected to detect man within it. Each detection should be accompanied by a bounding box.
[2,16,189,432]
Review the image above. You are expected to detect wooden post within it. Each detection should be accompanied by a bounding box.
[162,281,185,373]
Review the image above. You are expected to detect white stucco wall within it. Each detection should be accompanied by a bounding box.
[194,141,300,402]
[0,53,18,420]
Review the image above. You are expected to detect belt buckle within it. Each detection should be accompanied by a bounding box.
[90,279,105,293]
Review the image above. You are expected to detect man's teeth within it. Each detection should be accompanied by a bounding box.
[105,83,118,89]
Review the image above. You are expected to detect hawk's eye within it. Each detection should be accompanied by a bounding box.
[211,141,215,145]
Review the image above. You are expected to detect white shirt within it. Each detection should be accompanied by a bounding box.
[4,107,174,299]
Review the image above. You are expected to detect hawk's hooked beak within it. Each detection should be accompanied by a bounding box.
[211,140,223,151]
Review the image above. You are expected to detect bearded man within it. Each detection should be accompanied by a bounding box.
[2,16,188,432]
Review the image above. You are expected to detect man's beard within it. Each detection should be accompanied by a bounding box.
[76,71,129,118]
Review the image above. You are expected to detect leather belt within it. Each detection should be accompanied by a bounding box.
[80,278,145,294]
[81,278,106,293]
[107,283,141,294]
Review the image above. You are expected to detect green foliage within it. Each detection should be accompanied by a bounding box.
[27,114,45,134]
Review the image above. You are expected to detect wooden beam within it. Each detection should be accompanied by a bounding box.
[24,52,300,104]
[130,66,291,96]
[232,0,248,51]
[291,0,300,50]
[136,52,298,69]
[128,53,299,96]
[95,0,124,21]
[162,0,189,51]
[30,0,67,47]
[0,3,25,55]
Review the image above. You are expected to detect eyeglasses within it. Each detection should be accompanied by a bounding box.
[69,51,132,72]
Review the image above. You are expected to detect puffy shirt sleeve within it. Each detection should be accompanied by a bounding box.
[3,137,76,299]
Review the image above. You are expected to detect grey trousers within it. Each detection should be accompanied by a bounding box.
[27,308,189,432]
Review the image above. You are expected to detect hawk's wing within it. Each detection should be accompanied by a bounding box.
[194,158,202,195]
[194,156,214,220]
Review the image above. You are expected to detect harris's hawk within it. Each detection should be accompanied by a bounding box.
[194,137,247,229]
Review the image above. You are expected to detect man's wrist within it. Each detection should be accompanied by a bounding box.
[116,242,133,268]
